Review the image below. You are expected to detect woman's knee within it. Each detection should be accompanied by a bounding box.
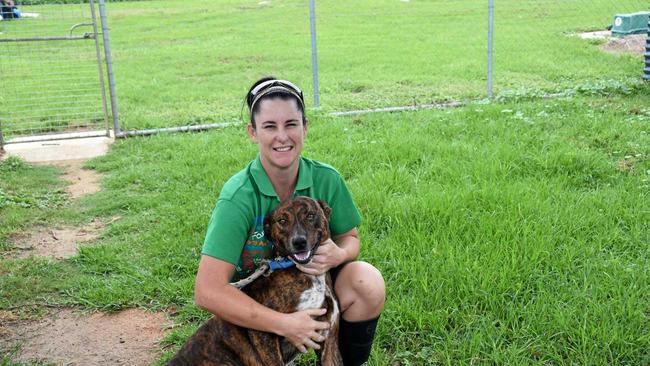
[336,261,386,310]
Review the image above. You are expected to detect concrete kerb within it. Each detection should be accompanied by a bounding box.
[1,131,114,163]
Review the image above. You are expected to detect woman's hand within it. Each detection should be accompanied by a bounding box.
[278,308,330,353]
[296,239,346,276]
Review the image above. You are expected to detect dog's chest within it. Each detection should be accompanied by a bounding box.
[296,274,327,311]
[296,274,339,333]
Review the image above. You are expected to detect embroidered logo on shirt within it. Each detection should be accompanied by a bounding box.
[234,215,272,280]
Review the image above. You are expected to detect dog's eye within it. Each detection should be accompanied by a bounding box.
[278,218,287,225]
[307,213,315,221]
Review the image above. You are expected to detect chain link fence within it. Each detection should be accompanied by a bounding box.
[492,1,648,96]
[315,0,649,107]
[2,0,648,136]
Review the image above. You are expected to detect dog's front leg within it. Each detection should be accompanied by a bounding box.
[248,330,287,366]
[316,327,343,366]
[317,275,344,366]
[316,299,343,365]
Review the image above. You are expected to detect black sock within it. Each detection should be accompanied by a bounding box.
[338,316,380,366]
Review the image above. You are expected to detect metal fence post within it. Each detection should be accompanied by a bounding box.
[487,0,494,99]
[0,122,4,153]
[309,0,320,108]
[98,0,121,136]
[643,20,650,80]
[89,0,111,138]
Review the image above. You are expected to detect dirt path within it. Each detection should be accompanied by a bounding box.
[0,309,171,366]
[8,218,107,259]
[2,155,172,365]
[48,159,103,199]
[6,160,107,260]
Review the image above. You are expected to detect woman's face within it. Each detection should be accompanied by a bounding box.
[247,97,307,172]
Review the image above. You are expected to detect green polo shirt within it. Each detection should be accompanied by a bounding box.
[202,155,362,281]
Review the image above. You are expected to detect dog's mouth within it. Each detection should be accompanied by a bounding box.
[289,249,314,265]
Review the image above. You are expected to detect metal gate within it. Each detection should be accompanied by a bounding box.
[0,0,117,147]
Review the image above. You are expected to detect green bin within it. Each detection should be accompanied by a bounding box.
[611,11,650,36]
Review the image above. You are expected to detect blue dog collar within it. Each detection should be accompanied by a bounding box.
[268,258,296,272]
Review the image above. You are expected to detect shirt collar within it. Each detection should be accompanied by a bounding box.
[250,155,313,197]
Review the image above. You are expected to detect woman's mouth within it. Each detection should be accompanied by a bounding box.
[273,146,293,152]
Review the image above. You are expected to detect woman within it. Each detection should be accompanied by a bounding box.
[195,77,385,365]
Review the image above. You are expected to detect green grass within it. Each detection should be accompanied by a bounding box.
[1,87,649,364]
[0,157,68,250]
[0,0,647,135]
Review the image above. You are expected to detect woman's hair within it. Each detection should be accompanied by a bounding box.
[245,76,306,128]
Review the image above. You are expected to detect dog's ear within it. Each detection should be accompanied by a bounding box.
[263,210,274,241]
[317,200,332,221]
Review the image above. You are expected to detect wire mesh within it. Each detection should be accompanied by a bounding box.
[492,0,649,95]
[315,0,489,109]
[2,0,648,136]
[0,0,109,143]
[99,0,649,132]
[316,0,649,106]
[103,0,314,131]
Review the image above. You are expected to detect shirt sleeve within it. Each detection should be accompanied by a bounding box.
[328,174,362,236]
[202,198,251,265]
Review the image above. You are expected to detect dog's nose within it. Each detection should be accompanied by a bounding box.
[291,236,308,251]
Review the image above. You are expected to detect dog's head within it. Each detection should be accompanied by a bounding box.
[264,197,332,265]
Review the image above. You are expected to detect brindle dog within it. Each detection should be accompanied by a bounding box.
[168,197,342,366]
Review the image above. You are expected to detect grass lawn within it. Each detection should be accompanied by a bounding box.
[1,86,649,364]
[0,158,68,252]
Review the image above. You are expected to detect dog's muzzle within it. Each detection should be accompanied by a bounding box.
[287,232,321,264]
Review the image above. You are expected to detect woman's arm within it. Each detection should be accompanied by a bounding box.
[333,227,360,263]
[194,255,329,353]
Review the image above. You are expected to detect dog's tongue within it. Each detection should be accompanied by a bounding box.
[293,250,311,262]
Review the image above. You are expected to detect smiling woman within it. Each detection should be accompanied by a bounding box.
[193,76,385,365]
[246,97,306,199]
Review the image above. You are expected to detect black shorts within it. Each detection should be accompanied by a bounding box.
[329,263,347,285]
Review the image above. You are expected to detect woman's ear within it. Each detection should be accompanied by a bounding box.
[247,123,258,143]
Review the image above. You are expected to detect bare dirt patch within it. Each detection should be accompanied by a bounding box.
[600,34,647,55]
[0,308,170,366]
[578,31,647,55]
[7,218,112,259]
[45,159,103,199]
[3,159,112,260]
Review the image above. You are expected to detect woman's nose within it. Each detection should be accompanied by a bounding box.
[275,127,289,141]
